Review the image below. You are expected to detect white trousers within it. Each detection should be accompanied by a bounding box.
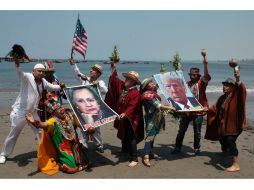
[0,110,41,157]
[76,127,103,149]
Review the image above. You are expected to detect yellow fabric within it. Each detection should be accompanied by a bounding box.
[46,118,56,134]
[37,127,59,175]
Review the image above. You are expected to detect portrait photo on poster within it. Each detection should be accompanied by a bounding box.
[154,71,203,112]
[64,84,118,131]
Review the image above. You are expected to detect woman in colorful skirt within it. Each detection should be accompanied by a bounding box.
[140,77,175,167]
[25,101,90,175]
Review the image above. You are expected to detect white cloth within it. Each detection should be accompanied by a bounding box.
[76,127,103,149]
[0,66,61,157]
[71,64,106,148]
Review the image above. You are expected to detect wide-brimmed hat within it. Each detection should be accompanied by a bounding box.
[33,63,45,70]
[91,64,103,74]
[44,60,55,72]
[122,71,141,85]
[140,77,153,91]
[189,67,201,76]
[222,78,235,86]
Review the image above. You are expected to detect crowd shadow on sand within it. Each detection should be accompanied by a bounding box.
[7,150,41,177]
[5,142,234,177]
[148,143,232,171]
[86,143,120,168]
[201,151,232,170]
[8,150,37,167]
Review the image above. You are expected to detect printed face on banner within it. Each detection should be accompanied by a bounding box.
[154,71,203,112]
[64,84,118,131]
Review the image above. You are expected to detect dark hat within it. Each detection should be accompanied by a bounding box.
[222,78,235,85]
[122,71,141,85]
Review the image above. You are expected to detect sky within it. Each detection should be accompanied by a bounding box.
[1,10,254,61]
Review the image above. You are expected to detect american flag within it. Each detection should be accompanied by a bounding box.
[71,17,87,59]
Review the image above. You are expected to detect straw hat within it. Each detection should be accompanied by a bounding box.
[122,71,141,85]
[140,77,153,91]
[91,64,103,74]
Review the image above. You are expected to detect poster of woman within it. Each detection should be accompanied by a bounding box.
[64,84,118,131]
[154,71,203,112]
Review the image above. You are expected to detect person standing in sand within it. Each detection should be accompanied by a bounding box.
[205,60,246,172]
[171,49,211,155]
[105,63,144,168]
[0,54,63,164]
[69,58,107,153]
[140,77,175,167]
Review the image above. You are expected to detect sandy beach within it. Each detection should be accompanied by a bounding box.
[0,92,254,179]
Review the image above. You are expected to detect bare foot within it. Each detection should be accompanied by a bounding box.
[128,161,138,168]
[142,155,151,167]
[226,164,240,172]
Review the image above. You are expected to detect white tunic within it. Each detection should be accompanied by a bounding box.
[12,66,61,115]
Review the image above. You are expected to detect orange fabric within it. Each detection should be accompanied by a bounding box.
[37,131,59,175]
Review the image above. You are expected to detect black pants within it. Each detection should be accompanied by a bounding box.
[175,115,203,150]
[219,135,239,156]
[121,124,138,162]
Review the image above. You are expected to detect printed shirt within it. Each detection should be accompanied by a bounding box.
[187,74,211,115]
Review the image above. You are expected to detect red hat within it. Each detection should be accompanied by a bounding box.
[44,60,55,72]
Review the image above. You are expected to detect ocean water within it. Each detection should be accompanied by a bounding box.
[0,60,254,119]
[0,60,253,92]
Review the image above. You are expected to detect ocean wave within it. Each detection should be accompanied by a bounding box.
[206,85,254,93]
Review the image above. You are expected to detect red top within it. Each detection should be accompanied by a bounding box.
[187,74,211,115]
[105,69,144,143]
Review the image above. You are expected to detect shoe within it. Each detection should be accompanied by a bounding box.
[171,148,181,154]
[128,161,138,168]
[96,147,104,153]
[194,149,201,156]
[142,155,151,167]
[0,155,6,164]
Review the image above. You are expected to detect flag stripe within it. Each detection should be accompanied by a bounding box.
[71,18,87,59]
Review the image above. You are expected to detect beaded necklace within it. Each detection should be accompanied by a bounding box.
[55,112,76,141]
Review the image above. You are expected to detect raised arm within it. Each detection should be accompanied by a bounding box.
[69,58,86,84]
[43,78,62,92]
[234,69,240,84]
[201,49,209,79]
[25,113,49,130]
[13,54,26,80]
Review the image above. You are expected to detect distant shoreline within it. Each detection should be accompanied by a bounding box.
[1,57,254,64]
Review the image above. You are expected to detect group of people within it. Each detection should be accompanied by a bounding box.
[0,50,246,174]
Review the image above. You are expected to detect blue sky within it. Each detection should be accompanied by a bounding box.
[0,11,254,61]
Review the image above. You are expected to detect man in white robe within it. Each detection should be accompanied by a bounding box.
[0,55,62,164]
